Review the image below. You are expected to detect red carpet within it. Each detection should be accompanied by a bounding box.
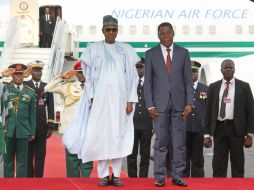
[44,134,128,178]
[0,178,254,190]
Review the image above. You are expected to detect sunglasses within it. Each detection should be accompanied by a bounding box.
[136,65,144,69]
[104,28,118,33]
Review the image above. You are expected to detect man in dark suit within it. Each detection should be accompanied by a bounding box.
[184,61,208,177]
[39,7,55,48]
[204,59,254,177]
[127,58,153,178]
[144,22,193,187]
[24,60,55,177]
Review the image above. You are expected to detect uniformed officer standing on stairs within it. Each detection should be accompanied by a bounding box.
[4,63,36,178]
[184,61,208,177]
[45,60,93,177]
[24,60,55,177]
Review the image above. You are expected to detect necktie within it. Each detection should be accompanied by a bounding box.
[220,81,230,119]
[80,83,84,89]
[35,82,39,89]
[166,48,172,74]
[138,78,142,87]
[17,85,20,92]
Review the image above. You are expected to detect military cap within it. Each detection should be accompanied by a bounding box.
[8,63,27,73]
[191,60,201,71]
[73,60,82,71]
[27,60,44,69]
[103,15,118,27]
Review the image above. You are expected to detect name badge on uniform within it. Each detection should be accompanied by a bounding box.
[38,98,45,105]
[224,98,231,103]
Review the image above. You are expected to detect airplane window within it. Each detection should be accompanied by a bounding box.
[89,26,97,35]
[196,25,203,35]
[209,25,216,35]
[76,25,83,36]
[118,25,123,35]
[235,25,243,35]
[248,25,254,34]
[130,25,136,35]
[143,25,150,35]
[182,25,189,35]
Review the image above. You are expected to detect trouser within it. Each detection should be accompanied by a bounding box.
[154,98,186,180]
[213,120,244,177]
[166,131,173,178]
[27,129,47,177]
[42,33,52,48]
[184,131,204,177]
[97,158,122,178]
[65,149,93,177]
[4,137,29,177]
[127,129,152,177]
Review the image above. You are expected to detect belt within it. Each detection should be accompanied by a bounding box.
[217,119,234,125]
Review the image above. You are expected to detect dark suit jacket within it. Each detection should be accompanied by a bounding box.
[133,79,153,131]
[204,78,254,137]
[144,43,193,112]
[187,82,208,133]
[39,14,55,34]
[24,80,55,130]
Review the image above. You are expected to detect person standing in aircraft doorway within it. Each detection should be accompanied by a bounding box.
[39,7,55,48]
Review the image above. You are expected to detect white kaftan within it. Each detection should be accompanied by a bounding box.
[63,41,140,163]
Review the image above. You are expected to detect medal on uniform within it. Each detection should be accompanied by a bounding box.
[38,98,45,105]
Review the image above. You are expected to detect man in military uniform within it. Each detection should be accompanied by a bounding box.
[45,60,93,177]
[4,63,36,178]
[184,61,208,177]
[127,58,153,178]
[24,60,55,177]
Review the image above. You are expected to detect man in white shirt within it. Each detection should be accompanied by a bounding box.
[204,59,254,177]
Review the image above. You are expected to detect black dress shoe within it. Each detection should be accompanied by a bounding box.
[154,179,165,187]
[98,176,110,186]
[111,174,123,187]
[172,179,188,186]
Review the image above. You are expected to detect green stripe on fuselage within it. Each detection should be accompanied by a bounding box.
[79,41,254,48]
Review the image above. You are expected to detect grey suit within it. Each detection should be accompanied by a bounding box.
[144,43,193,180]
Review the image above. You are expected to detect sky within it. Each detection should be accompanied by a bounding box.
[0,0,9,6]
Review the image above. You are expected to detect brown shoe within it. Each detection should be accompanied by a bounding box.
[98,176,110,186]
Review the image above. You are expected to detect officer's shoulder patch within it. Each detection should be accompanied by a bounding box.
[24,85,35,92]
[66,79,76,84]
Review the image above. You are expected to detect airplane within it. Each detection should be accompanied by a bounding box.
[0,0,254,126]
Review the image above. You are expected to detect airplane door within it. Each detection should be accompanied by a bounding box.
[10,0,39,47]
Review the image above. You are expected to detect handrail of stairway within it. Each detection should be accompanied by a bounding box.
[0,18,18,71]
[44,17,69,83]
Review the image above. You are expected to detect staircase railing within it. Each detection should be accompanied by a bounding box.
[0,18,18,71]
[43,17,69,82]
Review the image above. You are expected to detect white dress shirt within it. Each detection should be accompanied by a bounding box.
[160,43,174,65]
[32,80,41,88]
[217,78,235,121]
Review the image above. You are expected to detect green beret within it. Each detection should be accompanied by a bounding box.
[103,15,118,27]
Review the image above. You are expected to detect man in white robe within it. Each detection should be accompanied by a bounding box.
[62,15,140,186]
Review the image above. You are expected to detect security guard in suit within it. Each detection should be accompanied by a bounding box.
[127,58,153,178]
[184,61,208,177]
[24,60,55,177]
[4,63,36,178]
[45,60,93,177]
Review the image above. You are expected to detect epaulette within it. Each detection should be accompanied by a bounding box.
[66,79,76,83]
[24,85,35,92]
